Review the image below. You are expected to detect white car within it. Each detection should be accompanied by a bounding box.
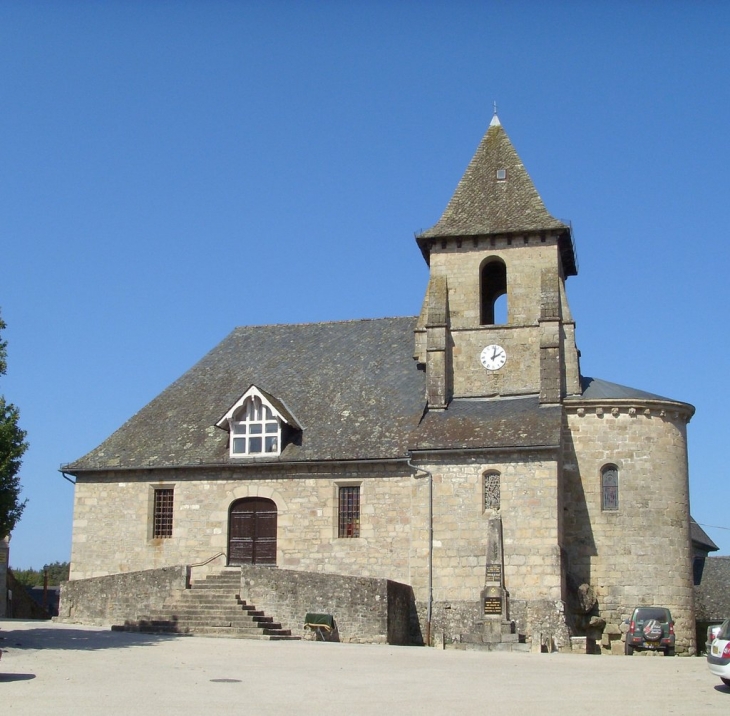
[707,619,730,687]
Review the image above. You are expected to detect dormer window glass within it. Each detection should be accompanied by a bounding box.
[217,385,301,459]
[231,397,280,455]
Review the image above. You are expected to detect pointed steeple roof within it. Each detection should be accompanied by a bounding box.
[417,115,576,274]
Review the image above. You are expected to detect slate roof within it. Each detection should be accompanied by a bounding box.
[63,312,690,472]
[64,317,427,471]
[692,518,720,553]
[416,115,576,275]
[408,396,562,453]
[695,556,730,622]
[575,376,678,402]
[64,315,572,472]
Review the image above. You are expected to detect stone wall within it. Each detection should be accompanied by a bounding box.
[70,462,413,582]
[58,564,414,645]
[410,453,563,605]
[563,403,696,653]
[428,240,559,330]
[237,565,414,644]
[420,238,580,400]
[407,452,570,648]
[69,450,572,646]
[58,565,188,625]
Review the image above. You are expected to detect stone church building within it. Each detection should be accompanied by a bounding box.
[63,115,696,652]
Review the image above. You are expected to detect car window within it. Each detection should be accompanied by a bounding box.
[719,619,730,640]
[634,608,670,622]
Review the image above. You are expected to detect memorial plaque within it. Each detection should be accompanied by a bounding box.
[485,564,502,583]
[483,597,502,615]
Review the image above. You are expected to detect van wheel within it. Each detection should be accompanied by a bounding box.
[665,647,675,656]
[721,678,730,687]
[625,642,634,655]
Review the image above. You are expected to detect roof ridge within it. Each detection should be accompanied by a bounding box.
[233,315,418,330]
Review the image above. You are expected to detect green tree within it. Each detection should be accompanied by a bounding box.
[0,309,28,537]
[43,560,70,585]
[12,561,70,587]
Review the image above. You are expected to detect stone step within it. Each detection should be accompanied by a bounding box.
[453,641,531,653]
[155,607,256,618]
[115,623,297,640]
[163,605,264,617]
[500,633,519,643]
[188,629,270,639]
[111,571,299,641]
[191,582,241,590]
[150,617,283,630]
[166,597,252,607]
[113,619,282,635]
[169,598,248,608]
[144,610,274,623]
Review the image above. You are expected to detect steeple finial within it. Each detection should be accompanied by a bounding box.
[490,101,501,127]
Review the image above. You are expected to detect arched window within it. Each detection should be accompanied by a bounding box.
[480,259,507,325]
[601,464,619,511]
[484,471,500,511]
[231,395,281,456]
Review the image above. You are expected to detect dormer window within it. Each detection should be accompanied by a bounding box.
[216,385,301,458]
[231,397,280,455]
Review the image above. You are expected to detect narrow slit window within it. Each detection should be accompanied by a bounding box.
[601,465,619,511]
[338,486,360,538]
[153,488,174,538]
[484,471,500,511]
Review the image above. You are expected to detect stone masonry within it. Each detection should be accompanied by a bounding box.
[63,115,697,654]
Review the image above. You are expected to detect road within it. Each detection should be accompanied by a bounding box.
[1,619,728,715]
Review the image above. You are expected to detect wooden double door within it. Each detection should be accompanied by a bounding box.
[228,497,277,565]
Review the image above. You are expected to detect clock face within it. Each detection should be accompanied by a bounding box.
[480,344,507,371]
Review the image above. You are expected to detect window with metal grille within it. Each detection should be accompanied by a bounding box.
[601,465,619,511]
[484,471,500,511]
[153,488,174,538]
[338,486,360,538]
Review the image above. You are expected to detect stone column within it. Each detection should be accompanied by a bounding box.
[481,516,509,642]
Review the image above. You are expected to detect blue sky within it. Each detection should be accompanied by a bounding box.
[2,1,729,568]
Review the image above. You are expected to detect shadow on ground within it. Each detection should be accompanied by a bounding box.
[0,672,36,682]
[0,625,183,652]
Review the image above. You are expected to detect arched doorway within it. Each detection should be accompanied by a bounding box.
[228,497,277,565]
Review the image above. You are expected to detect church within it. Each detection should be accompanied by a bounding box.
[62,114,697,652]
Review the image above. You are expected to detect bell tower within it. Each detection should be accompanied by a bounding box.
[414,114,581,406]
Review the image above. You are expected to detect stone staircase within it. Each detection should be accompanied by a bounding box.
[112,569,299,640]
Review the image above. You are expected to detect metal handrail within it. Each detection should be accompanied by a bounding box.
[185,552,227,588]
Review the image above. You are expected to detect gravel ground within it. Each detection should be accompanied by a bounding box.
[1,619,728,715]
